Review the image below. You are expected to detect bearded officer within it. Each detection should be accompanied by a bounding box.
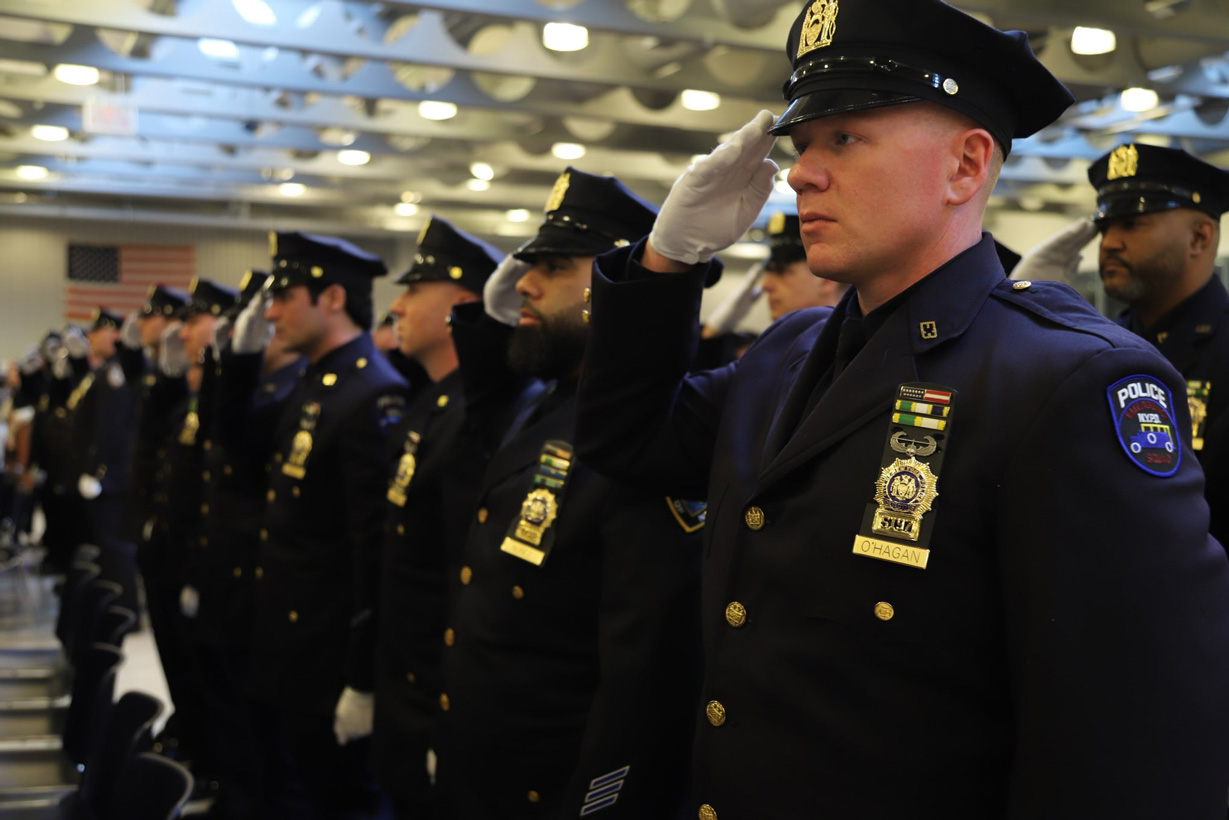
[574,0,1229,817]
[1089,143,1229,548]
[248,232,407,818]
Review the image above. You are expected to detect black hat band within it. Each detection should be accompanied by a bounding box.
[1097,178,1202,205]
[784,54,956,101]
[542,211,632,247]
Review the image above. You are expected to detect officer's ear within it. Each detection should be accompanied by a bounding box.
[320,283,347,314]
[944,127,996,208]
[1188,214,1217,257]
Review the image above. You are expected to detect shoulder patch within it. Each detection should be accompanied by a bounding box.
[106,362,125,388]
[377,393,406,432]
[1106,375,1180,477]
[665,497,706,533]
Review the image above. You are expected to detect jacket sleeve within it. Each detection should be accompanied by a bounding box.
[576,240,733,498]
[559,483,703,819]
[998,345,1229,818]
[213,350,264,451]
[450,302,534,456]
[341,384,409,693]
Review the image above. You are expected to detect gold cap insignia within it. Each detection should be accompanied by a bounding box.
[797,0,839,59]
[417,215,432,246]
[268,231,277,257]
[146,284,156,297]
[545,171,570,214]
[449,266,463,280]
[1106,144,1138,181]
[767,211,786,235]
[238,270,252,291]
[189,276,199,293]
[310,265,323,278]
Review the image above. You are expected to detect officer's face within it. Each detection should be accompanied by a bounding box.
[786,104,959,288]
[389,282,471,362]
[87,326,118,359]
[1098,210,1189,306]
[265,284,330,357]
[761,259,845,319]
[514,255,594,326]
[179,312,216,363]
[137,314,167,348]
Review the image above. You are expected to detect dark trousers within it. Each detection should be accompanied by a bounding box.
[86,494,139,616]
[189,636,264,819]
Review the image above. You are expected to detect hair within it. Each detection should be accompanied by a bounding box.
[304,280,373,331]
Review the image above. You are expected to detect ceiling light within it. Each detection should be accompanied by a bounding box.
[337,149,371,166]
[400,190,422,203]
[198,38,240,60]
[53,63,99,85]
[1017,195,1046,212]
[278,182,306,196]
[681,89,721,111]
[31,124,69,142]
[470,161,495,181]
[0,59,47,77]
[1120,87,1160,112]
[506,208,531,222]
[551,142,585,160]
[418,100,458,121]
[232,0,276,26]
[543,22,589,52]
[467,179,491,192]
[1070,27,1116,56]
[394,202,419,216]
[16,165,48,180]
[774,177,793,196]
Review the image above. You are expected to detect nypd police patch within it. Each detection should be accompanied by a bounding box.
[1107,375,1180,477]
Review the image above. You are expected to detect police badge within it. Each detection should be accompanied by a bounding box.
[500,440,573,567]
[797,0,839,58]
[1106,144,1139,181]
[1187,380,1210,452]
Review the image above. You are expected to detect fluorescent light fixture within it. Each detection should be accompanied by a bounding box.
[198,38,240,60]
[337,149,371,166]
[394,202,419,216]
[0,59,47,77]
[1071,26,1116,56]
[543,22,589,52]
[31,124,69,142]
[551,142,585,160]
[681,89,721,111]
[16,165,49,180]
[418,100,458,121]
[400,190,422,203]
[1120,87,1159,112]
[53,63,99,85]
[466,179,491,192]
[470,161,495,181]
[774,177,793,196]
[277,182,306,196]
[233,0,276,26]
[506,208,531,222]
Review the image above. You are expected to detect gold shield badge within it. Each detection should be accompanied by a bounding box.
[545,171,570,213]
[282,429,312,479]
[1107,144,1139,180]
[767,211,786,235]
[514,488,558,547]
[797,0,839,59]
[871,456,939,542]
[178,410,200,446]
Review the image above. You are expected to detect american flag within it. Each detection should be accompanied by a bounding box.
[65,243,195,323]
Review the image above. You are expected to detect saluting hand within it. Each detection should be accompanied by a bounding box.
[1011,218,1098,285]
[119,311,142,350]
[648,110,780,267]
[158,322,189,377]
[483,254,530,326]
[232,291,271,354]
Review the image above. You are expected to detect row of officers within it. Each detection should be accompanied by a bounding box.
[8,1,1229,816]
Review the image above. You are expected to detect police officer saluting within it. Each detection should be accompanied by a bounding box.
[1089,143,1229,547]
[575,0,1229,817]
[248,233,407,818]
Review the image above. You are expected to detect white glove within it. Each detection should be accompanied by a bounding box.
[40,336,62,365]
[18,346,42,376]
[232,293,271,354]
[158,322,189,377]
[51,356,72,380]
[179,585,199,619]
[333,687,375,745]
[704,262,765,335]
[483,255,529,326]
[210,316,233,359]
[77,474,102,500]
[1010,218,1098,284]
[63,326,89,359]
[119,312,142,350]
[649,110,780,266]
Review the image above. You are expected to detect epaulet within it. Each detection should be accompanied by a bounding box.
[991,279,1128,347]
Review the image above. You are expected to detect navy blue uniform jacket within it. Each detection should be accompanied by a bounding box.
[575,235,1229,819]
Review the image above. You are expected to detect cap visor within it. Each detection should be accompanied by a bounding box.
[769,89,921,135]
[513,224,613,262]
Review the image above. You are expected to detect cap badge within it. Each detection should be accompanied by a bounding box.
[942,78,959,96]
[545,171,570,213]
[417,216,432,246]
[449,266,463,280]
[268,231,277,257]
[238,271,252,291]
[767,211,786,235]
[1107,144,1139,181]
[797,0,839,59]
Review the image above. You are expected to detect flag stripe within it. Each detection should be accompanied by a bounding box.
[65,243,194,323]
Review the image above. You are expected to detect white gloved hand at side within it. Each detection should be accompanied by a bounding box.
[333,687,375,745]
[483,255,529,326]
[120,312,142,350]
[18,346,42,376]
[158,322,189,377]
[1011,218,1098,284]
[648,110,780,266]
[77,474,102,500]
[232,292,271,355]
[63,326,89,360]
[179,585,199,618]
[705,262,765,335]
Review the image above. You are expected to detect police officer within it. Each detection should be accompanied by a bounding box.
[1088,143,1229,547]
[372,215,501,818]
[248,232,407,818]
[574,1,1229,817]
[759,212,846,319]
[435,168,703,819]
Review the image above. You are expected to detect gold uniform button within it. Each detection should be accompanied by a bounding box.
[273,452,283,463]
[200,503,209,514]
[705,700,726,727]
[874,601,895,621]
[405,672,416,683]
[744,506,766,530]
[202,470,211,481]
[232,567,242,578]
[396,524,405,535]
[725,602,747,628]
[699,804,717,820]
[439,693,450,711]
[476,507,488,524]
[224,464,233,476]
[356,357,367,369]
[292,486,300,497]
[255,566,264,580]
[527,791,540,804]
[288,610,299,623]
[582,287,591,304]
[322,373,337,386]
[203,439,212,451]
[1012,280,1032,291]
[266,489,275,502]
[511,585,524,600]
[199,536,208,547]
[443,628,455,646]
[581,309,590,324]
[436,394,449,408]
[260,528,268,541]
[459,566,472,585]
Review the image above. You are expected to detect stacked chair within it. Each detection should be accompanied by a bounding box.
[0,545,192,819]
